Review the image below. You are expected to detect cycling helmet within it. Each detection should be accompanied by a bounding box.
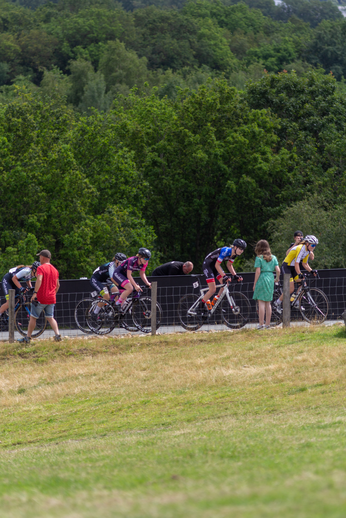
[32,261,41,271]
[294,230,303,237]
[232,239,247,250]
[304,235,319,245]
[138,247,151,259]
[114,253,127,262]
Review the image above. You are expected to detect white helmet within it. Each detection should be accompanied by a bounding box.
[304,235,319,245]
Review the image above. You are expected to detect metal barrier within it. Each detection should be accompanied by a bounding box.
[0,270,345,340]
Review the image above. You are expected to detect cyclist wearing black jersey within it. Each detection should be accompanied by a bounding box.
[200,239,247,312]
[0,261,40,317]
[111,247,152,311]
[90,253,127,302]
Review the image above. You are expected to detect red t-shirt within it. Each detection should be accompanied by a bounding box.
[36,263,59,304]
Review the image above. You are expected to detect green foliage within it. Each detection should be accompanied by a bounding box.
[246,37,298,72]
[0,90,156,277]
[268,196,346,269]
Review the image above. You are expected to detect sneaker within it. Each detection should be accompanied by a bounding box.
[17,336,31,344]
[54,334,62,342]
[265,325,271,329]
[256,324,265,330]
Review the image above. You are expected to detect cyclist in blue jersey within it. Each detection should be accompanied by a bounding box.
[0,261,40,317]
[200,239,247,313]
[111,247,152,311]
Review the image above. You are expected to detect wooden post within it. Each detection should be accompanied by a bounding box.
[283,273,291,328]
[151,282,157,336]
[8,289,15,343]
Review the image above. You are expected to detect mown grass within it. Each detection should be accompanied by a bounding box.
[1,325,346,517]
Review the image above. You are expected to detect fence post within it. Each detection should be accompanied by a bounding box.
[283,273,291,328]
[151,281,157,336]
[8,289,15,343]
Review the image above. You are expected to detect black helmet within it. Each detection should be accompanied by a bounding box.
[232,239,247,250]
[32,261,41,271]
[138,247,151,259]
[114,253,127,262]
[294,230,304,237]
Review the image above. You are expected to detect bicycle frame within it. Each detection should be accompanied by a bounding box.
[187,277,239,317]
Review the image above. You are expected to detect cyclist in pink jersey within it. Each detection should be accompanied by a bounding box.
[111,247,152,311]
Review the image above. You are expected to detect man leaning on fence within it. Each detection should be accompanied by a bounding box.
[151,261,193,276]
[17,250,61,344]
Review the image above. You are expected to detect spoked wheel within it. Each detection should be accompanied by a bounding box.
[177,294,204,331]
[299,288,329,324]
[221,292,251,329]
[131,297,162,333]
[15,304,47,338]
[86,299,116,335]
[74,298,95,334]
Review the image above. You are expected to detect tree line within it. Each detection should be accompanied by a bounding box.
[1,0,346,277]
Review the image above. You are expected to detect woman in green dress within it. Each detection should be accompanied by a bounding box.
[253,240,280,330]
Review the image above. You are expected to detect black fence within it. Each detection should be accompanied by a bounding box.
[1,269,345,339]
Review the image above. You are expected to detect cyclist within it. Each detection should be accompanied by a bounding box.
[200,239,247,313]
[286,230,315,263]
[274,235,318,312]
[0,261,40,317]
[90,253,127,302]
[111,247,152,311]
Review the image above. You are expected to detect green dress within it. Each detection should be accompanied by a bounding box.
[253,255,279,302]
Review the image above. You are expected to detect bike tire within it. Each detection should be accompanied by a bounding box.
[86,299,116,335]
[177,294,204,331]
[221,292,251,329]
[299,287,329,325]
[131,297,162,333]
[120,304,140,333]
[15,304,47,338]
[74,298,95,334]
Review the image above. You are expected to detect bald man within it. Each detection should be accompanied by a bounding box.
[151,261,193,276]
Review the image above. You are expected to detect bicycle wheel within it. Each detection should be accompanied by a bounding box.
[15,304,47,338]
[177,294,204,331]
[120,303,140,333]
[131,297,162,333]
[74,298,94,334]
[221,292,251,329]
[86,300,116,335]
[299,288,329,325]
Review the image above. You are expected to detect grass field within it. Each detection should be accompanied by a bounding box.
[1,325,346,518]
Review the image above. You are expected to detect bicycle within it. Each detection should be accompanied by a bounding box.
[177,274,251,331]
[75,286,162,335]
[272,271,329,325]
[0,289,47,337]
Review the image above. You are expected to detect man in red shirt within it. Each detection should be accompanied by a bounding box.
[18,249,61,343]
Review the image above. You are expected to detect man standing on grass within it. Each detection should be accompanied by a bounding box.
[17,249,61,344]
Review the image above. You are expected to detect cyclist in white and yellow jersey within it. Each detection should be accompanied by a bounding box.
[274,235,318,311]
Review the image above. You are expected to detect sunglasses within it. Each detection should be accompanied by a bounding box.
[309,244,317,248]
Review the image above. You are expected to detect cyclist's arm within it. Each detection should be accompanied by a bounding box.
[215,260,225,279]
[127,269,141,292]
[139,270,151,288]
[11,275,23,289]
[226,261,237,276]
[302,262,312,273]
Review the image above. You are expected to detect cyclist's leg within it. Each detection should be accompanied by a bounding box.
[90,277,110,310]
[278,265,295,302]
[112,273,133,307]
[202,262,221,303]
[0,276,19,315]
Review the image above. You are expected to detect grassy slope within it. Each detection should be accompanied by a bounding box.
[1,325,346,517]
